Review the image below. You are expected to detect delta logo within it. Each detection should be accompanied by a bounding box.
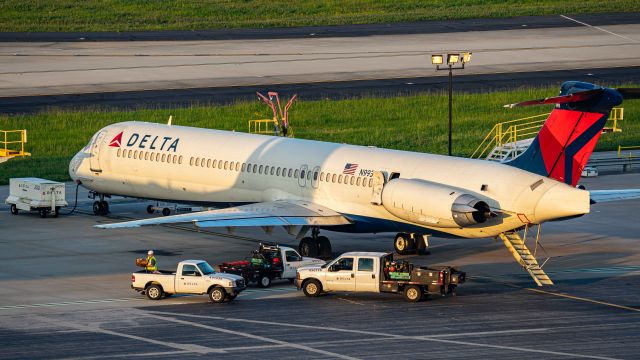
[108,131,180,152]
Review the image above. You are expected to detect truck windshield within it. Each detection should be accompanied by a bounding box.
[197,262,215,275]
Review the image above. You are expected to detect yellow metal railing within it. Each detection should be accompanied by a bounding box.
[472,107,624,159]
[248,119,294,137]
[604,107,624,132]
[617,145,640,158]
[1,129,30,158]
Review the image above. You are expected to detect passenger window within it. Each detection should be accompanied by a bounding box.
[117,148,121,157]
[356,177,361,186]
[190,157,194,166]
[307,171,312,180]
[300,170,305,179]
[253,164,258,173]
[235,162,240,171]
[265,165,270,174]
[229,161,234,170]
[332,174,337,183]
[155,153,161,162]
[207,159,211,168]
[128,150,132,159]
[224,161,229,170]
[320,172,325,181]
[168,154,173,163]
[334,257,354,271]
[338,175,343,183]
[270,167,275,175]
[313,172,318,181]
[288,169,293,177]
[201,157,206,167]
[276,167,281,176]
[173,155,178,164]
[195,157,200,166]
[181,264,200,277]
[368,178,373,187]
[144,152,149,160]
[294,169,299,178]
[350,176,355,185]
[285,250,302,262]
[133,151,138,160]
[213,160,218,168]
[259,165,264,174]
[241,163,246,172]
[178,156,183,164]
[358,258,374,272]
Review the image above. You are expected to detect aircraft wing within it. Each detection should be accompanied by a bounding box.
[94,200,352,229]
[590,189,640,204]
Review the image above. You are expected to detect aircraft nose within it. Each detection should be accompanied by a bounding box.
[69,152,82,182]
[534,183,590,223]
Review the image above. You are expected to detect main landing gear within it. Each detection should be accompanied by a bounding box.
[298,227,332,259]
[91,193,110,216]
[394,233,430,256]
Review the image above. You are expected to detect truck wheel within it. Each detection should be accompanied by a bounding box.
[303,279,322,297]
[10,204,18,215]
[146,205,155,214]
[209,287,226,303]
[162,208,171,216]
[258,275,271,288]
[39,209,47,218]
[403,285,423,302]
[146,284,163,300]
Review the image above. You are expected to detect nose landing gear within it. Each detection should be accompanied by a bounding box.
[91,192,110,216]
[298,227,333,259]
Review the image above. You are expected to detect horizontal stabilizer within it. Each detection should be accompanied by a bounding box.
[504,89,602,108]
[589,189,640,204]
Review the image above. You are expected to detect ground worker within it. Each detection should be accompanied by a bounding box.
[146,250,157,273]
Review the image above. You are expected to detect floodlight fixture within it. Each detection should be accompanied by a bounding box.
[462,52,472,63]
[447,54,460,64]
[431,54,444,65]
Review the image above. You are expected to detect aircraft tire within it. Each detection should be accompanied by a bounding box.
[93,201,101,215]
[146,205,155,214]
[101,201,109,214]
[394,233,411,255]
[10,204,18,215]
[317,236,332,259]
[162,208,171,216]
[299,237,319,257]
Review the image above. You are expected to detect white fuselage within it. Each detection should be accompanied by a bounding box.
[70,121,590,238]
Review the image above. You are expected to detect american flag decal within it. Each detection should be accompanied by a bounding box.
[343,163,358,175]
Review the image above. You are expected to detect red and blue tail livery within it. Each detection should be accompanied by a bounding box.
[507,82,625,187]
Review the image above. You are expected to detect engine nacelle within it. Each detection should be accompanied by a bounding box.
[381,179,492,228]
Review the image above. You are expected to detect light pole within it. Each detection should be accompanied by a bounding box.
[431,52,472,156]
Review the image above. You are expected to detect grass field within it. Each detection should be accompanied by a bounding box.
[1,86,638,185]
[1,0,639,32]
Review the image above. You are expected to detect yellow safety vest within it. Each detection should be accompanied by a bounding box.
[146,256,157,271]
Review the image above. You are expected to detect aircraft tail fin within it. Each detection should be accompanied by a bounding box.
[505,82,626,187]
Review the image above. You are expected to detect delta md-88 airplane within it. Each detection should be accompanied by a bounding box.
[70,82,639,285]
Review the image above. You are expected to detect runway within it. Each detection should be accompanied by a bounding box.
[1,172,639,359]
[0,13,638,113]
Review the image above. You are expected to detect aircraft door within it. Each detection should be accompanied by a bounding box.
[370,170,387,205]
[298,164,308,188]
[311,166,320,189]
[89,130,107,173]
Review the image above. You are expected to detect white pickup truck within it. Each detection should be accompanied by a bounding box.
[296,252,465,302]
[131,260,246,303]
